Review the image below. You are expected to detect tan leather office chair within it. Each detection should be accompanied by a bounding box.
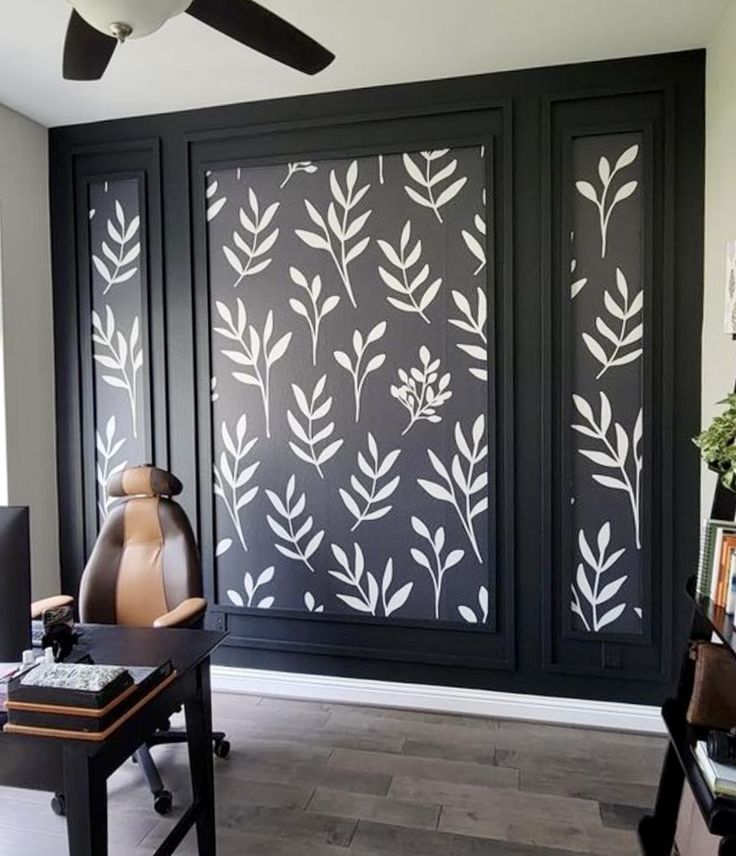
[33,465,229,816]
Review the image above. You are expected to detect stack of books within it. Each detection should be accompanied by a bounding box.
[694,741,736,797]
[696,519,736,611]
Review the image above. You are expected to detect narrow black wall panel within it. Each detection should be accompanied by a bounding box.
[50,51,704,704]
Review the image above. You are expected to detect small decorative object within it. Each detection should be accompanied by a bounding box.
[694,394,736,491]
[725,240,736,334]
[41,604,76,661]
[687,641,736,729]
[707,728,736,765]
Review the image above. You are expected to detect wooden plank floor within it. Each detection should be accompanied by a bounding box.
[0,692,665,855]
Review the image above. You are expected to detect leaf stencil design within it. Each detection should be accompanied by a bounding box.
[418,415,488,563]
[391,346,452,435]
[572,393,643,550]
[570,523,628,632]
[95,416,127,520]
[227,566,275,609]
[339,432,401,531]
[461,189,487,275]
[377,221,442,323]
[223,188,279,286]
[575,144,639,258]
[92,199,141,294]
[215,538,232,557]
[334,321,387,422]
[92,307,143,438]
[205,174,227,221]
[403,149,467,223]
[287,375,343,478]
[304,592,324,613]
[570,230,587,299]
[449,288,488,382]
[213,413,260,553]
[458,586,490,624]
[288,267,340,365]
[411,517,465,619]
[280,161,317,189]
[329,543,413,617]
[296,160,371,308]
[582,268,643,379]
[267,475,324,574]
[214,298,292,438]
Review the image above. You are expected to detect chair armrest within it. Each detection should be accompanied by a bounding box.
[30,595,75,620]
[153,597,207,628]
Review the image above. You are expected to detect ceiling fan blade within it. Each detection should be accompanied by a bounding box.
[186,0,334,75]
[63,10,117,81]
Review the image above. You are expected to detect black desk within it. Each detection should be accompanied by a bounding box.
[0,624,226,856]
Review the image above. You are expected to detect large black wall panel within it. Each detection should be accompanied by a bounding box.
[50,52,704,703]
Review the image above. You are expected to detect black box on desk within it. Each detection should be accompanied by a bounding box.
[5,661,173,736]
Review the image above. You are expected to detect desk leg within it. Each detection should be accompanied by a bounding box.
[185,658,216,855]
[62,745,107,856]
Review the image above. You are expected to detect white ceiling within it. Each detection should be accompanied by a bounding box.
[0,0,731,128]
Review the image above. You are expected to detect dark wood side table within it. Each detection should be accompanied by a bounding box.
[0,623,226,856]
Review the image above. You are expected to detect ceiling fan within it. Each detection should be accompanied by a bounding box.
[62,0,335,80]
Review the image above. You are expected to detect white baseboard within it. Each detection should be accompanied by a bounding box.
[210,666,665,734]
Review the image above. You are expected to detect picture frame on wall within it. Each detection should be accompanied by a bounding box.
[724,239,736,334]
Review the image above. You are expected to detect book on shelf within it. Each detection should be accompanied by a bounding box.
[694,740,736,797]
[696,518,736,607]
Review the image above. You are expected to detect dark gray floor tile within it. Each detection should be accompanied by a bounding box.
[598,802,647,830]
[307,786,440,830]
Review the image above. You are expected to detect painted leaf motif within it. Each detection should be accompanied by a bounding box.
[458,606,478,623]
[596,602,627,630]
[575,181,598,202]
[385,583,413,616]
[597,575,627,604]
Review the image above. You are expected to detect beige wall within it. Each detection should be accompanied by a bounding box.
[703,1,736,512]
[0,102,58,597]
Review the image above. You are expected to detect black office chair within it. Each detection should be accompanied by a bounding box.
[33,466,230,815]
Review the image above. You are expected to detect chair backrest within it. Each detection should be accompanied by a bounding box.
[79,466,202,626]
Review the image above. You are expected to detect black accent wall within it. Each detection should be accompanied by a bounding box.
[50,51,704,704]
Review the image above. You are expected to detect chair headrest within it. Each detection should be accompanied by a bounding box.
[107,466,183,498]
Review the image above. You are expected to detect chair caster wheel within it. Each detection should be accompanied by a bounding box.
[154,790,173,816]
[51,793,66,817]
[214,738,230,759]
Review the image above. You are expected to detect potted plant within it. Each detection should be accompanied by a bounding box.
[694,393,736,491]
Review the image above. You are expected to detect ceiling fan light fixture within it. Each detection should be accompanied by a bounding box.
[63,0,335,82]
[108,22,132,42]
[69,0,191,40]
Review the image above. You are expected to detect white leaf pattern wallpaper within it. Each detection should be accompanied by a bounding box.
[89,179,147,525]
[569,134,644,635]
[207,148,491,625]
